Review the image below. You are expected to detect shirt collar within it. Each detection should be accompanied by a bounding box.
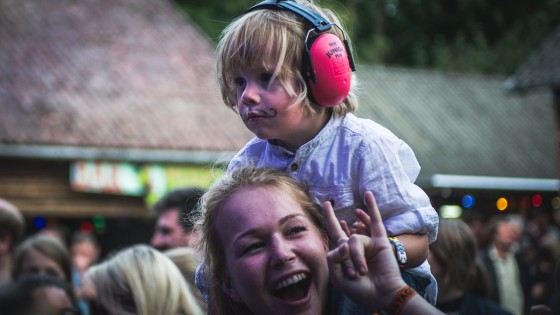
[267,113,344,155]
[489,244,515,261]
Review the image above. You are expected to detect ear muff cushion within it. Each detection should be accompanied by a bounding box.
[306,33,352,107]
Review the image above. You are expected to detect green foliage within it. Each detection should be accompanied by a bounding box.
[175,0,560,76]
[174,0,254,41]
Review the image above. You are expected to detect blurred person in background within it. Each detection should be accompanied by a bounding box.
[86,244,203,315]
[12,233,73,283]
[0,198,25,285]
[165,247,208,313]
[519,208,560,309]
[480,215,532,315]
[0,274,80,315]
[526,208,560,262]
[530,259,560,315]
[70,231,100,315]
[524,242,557,308]
[150,187,205,251]
[429,218,512,314]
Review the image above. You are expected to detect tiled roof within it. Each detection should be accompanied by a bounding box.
[355,66,556,182]
[1,0,556,179]
[506,23,560,90]
[0,0,253,156]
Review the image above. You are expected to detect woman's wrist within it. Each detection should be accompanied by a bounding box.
[383,284,417,315]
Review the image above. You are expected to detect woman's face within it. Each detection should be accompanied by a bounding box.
[32,286,78,315]
[216,185,329,315]
[20,248,67,280]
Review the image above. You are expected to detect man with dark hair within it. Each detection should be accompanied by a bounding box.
[0,198,25,285]
[149,187,204,251]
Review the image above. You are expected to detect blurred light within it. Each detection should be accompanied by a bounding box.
[80,221,93,233]
[552,196,560,209]
[497,197,508,211]
[34,217,47,230]
[47,218,58,227]
[532,194,543,207]
[93,215,106,229]
[462,195,475,208]
[440,205,462,218]
[440,188,452,199]
[521,196,531,209]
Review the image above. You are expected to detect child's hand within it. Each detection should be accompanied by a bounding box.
[339,205,373,237]
[350,208,371,236]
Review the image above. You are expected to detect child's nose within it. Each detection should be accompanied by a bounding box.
[241,82,260,105]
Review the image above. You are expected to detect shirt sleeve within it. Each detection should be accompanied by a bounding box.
[357,136,439,243]
[226,137,262,174]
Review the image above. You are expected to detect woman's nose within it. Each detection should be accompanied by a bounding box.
[269,238,296,267]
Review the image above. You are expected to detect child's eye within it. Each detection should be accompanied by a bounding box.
[233,77,246,88]
[259,73,274,85]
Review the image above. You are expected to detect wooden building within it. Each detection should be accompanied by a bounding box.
[355,66,557,217]
[0,0,252,245]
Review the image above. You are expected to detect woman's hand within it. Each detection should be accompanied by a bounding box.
[323,191,406,311]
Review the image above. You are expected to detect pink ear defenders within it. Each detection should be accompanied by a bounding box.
[246,0,356,107]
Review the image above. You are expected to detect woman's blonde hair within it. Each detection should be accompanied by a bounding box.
[165,247,208,313]
[217,0,358,117]
[194,166,326,315]
[87,244,203,315]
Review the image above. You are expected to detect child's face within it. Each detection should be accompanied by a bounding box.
[233,67,318,150]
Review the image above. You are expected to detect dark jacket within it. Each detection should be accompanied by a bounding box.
[479,249,532,315]
[437,293,514,315]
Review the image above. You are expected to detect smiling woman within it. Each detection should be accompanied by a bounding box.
[195,166,444,315]
[196,166,328,315]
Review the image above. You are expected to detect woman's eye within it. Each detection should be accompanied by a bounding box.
[47,270,60,277]
[287,225,307,236]
[243,242,264,255]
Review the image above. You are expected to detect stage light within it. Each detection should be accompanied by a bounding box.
[462,195,475,208]
[497,197,508,211]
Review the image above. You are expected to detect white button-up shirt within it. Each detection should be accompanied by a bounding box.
[228,113,439,242]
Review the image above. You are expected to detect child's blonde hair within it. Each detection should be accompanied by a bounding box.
[217,0,358,117]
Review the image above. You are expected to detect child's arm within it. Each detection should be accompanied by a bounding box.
[392,233,429,268]
[350,208,429,268]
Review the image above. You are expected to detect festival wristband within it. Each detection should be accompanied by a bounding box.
[385,285,417,315]
[388,236,407,268]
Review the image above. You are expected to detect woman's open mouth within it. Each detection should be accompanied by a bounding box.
[271,273,311,302]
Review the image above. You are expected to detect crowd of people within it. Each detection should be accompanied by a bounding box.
[1,0,559,314]
[1,171,559,315]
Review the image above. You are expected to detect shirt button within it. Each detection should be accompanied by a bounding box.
[290,163,298,171]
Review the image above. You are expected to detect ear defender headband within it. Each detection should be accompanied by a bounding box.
[246,0,356,107]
